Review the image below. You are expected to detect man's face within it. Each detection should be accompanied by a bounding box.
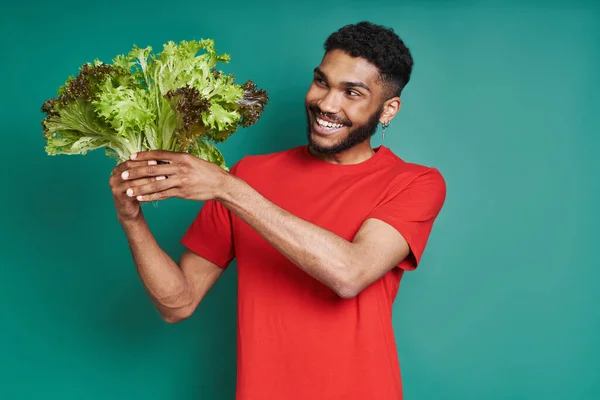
[305,49,386,155]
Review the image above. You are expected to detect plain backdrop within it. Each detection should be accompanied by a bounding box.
[1,0,598,399]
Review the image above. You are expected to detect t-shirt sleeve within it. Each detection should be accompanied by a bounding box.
[366,168,447,271]
[180,162,240,269]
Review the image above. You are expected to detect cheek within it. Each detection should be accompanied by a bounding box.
[344,104,369,124]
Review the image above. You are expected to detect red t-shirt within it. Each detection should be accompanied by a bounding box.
[181,145,446,400]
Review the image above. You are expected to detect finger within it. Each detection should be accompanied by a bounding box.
[136,188,180,203]
[131,150,181,163]
[109,161,150,188]
[122,175,168,190]
[115,176,167,199]
[112,160,151,176]
[125,177,180,199]
[113,174,166,196]
[121,161,180,181]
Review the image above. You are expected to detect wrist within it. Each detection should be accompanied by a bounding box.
[118,211,146,229]
[217,173,241,204]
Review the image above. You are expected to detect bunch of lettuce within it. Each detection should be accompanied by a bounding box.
[41,39,268,170]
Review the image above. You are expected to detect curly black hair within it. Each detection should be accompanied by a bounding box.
[324,21,413,99]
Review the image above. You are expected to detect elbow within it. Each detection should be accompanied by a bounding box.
[156,286,196,324]
[333,271,364,300]
[161,306,193,324]
[162,315,181,324]
[158,294,195,324]
[163,316,185,324]
[335,285,359,299]
[325,259,363,299]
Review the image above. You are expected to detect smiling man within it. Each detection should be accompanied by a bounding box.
[109,22,446,400]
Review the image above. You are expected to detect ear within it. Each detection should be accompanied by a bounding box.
[379,97,401,124]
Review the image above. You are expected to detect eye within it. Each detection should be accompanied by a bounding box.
[314,77,327,86]
[345,89,361,97]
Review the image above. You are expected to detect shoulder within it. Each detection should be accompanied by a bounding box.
[382,147,445,183]
[379,147,446,198]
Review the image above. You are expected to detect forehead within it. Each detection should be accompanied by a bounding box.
[317,49,381,86]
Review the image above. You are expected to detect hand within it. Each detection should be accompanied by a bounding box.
[108,159,163,222]
[119,150,230,203]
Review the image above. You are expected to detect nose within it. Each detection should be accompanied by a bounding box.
[317,90,341,114]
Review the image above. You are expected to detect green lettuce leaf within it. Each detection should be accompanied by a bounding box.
[41,39,269,169]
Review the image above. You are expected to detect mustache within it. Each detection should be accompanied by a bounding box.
[308,105,351,126]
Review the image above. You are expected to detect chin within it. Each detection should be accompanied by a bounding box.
[308,126,342,151]
[307,134,346,156]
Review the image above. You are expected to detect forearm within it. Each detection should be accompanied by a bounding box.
[219,176,358,297]
[119,214,192,318]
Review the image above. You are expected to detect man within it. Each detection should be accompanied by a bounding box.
[109,21,446,400]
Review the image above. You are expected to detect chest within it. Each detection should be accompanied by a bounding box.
[261,170,394,236]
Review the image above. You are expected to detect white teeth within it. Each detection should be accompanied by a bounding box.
[316,117,344,129]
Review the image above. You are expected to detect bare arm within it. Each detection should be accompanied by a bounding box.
[120,215,224,323]
[110,159,223,323]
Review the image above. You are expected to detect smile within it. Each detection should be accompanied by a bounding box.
[316,117,345,130]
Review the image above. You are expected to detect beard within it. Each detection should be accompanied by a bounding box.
[305,104,384,156]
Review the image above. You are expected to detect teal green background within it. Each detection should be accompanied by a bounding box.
[1,0,598,399]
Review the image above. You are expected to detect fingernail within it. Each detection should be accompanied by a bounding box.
[136,196,143,201]
[121,171,129,179]
[126,188,134,197]
[156,176,166,181]
[148,160,157,166]
[131,153,137,160]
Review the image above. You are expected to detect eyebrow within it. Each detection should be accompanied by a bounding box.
[314,67,371,93]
